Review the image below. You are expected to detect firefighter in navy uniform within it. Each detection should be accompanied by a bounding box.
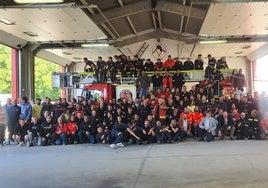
[247,109,261,140]
[236,112,250,140]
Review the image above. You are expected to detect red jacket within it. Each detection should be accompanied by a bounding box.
[163,59,175,69]
[55,123,69,134]
[162,76,173,89]
[158,104,167,120]
[192,112,204,126]
[67,122,78,133]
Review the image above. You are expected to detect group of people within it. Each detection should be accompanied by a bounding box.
[0,80,267,148]
[83,54,236,84]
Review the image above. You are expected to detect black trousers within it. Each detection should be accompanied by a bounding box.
[197,127,214,142]
[236,125,249,139]
[0,125,5,144]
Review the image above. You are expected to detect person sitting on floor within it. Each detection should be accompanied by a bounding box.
[197,110,218,142]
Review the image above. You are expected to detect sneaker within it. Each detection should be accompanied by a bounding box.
[109,144,117,149]
[128,139,133,145]
[29,143,34,147]
[3,140,10,145]
[244,138,248,141]
[17,142,23,147]
[143,141,148,144]
[116,142,125,147]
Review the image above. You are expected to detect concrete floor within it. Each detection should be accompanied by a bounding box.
[1,140,268,188]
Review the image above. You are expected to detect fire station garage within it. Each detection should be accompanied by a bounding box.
[1,0,268,188]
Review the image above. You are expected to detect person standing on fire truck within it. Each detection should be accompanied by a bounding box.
[95,56,107,83]
[136,70,151,99]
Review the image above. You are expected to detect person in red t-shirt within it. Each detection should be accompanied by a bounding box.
[163,55,175,71]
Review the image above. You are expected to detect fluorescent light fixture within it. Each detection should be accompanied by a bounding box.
[0,18,15,25]
[235,51,243,55]
[81,43,109,47]
[199,40,227,44]
[14,0,63,3]
[24,31,39,37]
[63,52,72,55]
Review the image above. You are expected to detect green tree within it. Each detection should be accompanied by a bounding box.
[0,44,61,99]
[0,45,11,94]
[35,57,61,100]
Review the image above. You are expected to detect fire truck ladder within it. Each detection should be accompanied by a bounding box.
[136,42,149,58]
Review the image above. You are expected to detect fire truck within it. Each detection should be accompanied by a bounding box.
[52,72,137,103]
[52,69,235,103]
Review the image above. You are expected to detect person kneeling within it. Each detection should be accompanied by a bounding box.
[109,122,141,149]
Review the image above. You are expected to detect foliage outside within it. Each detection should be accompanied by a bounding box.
[0,45,11,94]
[34,57,61,100]
[0,44,61,99]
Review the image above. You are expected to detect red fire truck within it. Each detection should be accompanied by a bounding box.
[81,83,137,104]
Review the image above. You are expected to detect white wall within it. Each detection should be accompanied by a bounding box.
[74,39,247,74]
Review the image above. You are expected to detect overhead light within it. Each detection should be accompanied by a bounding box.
[199,40,227,44]
[0,18,15,25]
[14,0,64,3]
[63,52,72,55]
[81,43,109,47]
[242,45,251,49]
[24,31,39,37]
[235,51,243,55]
[73,57,82,60]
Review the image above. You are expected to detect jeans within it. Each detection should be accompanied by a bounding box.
[28,132,42,146]
[78,131,95,143]
[139,87,148,99]
[53,133,67,145]
[110,130,126,144]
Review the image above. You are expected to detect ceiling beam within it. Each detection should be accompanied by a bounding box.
[117,0,124,7]
[101,23,116,39]
[191,0,268,4]
[112,31,268,47]
[179,0,186,34]
[157,11,163,30]
[127,16,138,35]
[90,1,206,24]
[151,12,157,29]
[117,0,137,35]
[80,0,95,15]
[111,30,197,47]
